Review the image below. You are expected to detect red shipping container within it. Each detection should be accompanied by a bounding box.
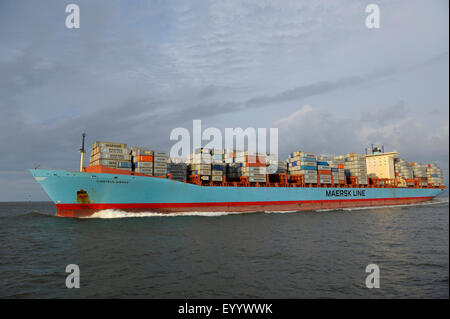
[246,162,266,167]
[138,155,153,162]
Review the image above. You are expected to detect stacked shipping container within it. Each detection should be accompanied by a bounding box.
[288,151,318,184]
[426,163,444,186]
[316,160,332,184]
[130,148,168,176]
[394,158,414,179]
[90,142,131,170]
[168,163,188,182]
[132,147,154,175]
[210,149,225,182]
[234,151,267,183]
[412,163,427,178]
[189,148,212,181]
[153,151,168,176]
[87,142,445,187]
[328,156,346,184]
[266,154,288,174]
[344,154,368,185]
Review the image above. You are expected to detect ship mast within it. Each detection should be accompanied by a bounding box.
[79,132,86,172]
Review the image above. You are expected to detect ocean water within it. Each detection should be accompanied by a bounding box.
[0,197,448,299]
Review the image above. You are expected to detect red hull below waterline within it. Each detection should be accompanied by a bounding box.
[55,196,434,218]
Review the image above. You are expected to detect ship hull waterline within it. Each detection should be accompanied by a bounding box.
[30,169,444,218]
[56,197,434,217]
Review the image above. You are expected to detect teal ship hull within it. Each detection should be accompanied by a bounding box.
[30,169,445,217]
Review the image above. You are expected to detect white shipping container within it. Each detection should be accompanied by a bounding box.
[249,177,267,182]
[153,162,167,169]
[153,151,168,156]
[93,141,127,149]
[211,176,223,182]
[135,168,153,175]
[191,159,212,164]
[153,156,168,163]
[292,151,316,158]
[153,168,167,176]
[190,164,211,170]
[92,153,131,161]
[93,147,129,156]
[191,153,212,159]
[136,162,153,168]
[239,167,267,173]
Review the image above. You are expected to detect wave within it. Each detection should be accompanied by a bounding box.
[265,197,449,214]
[7,211,54,219]
[77,197,449,219]
[341,197,449,212]
[81,209,243,219]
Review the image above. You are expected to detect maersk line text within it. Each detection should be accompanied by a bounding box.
[326,189,366,197]
[178,303,273,316]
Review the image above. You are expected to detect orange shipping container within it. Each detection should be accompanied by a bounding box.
[245,155,266,164]
[338,164,344,169]
[246,162,266,167]
[138,155,153,162]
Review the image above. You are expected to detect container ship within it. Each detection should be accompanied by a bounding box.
[30,138,446,218]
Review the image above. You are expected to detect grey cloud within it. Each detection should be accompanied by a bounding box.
[155,50,448,122]
[244,77,362,108]
[360,100,407,126]
[419,51,449,69]
[274,104,449,182]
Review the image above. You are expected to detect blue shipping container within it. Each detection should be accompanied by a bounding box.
[300,165,317,170]
[118,161,132,168]
[317,161,328,166]
[299,157,317,162]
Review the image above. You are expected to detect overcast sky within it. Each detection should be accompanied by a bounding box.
[0,0,448,200]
